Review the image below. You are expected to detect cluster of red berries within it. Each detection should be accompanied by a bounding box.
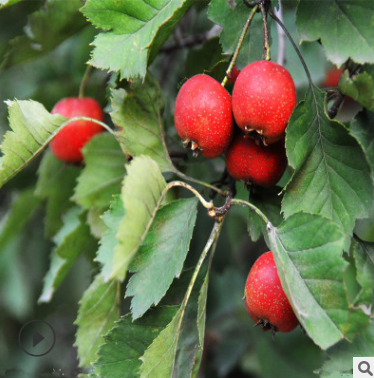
[174,60,297,187]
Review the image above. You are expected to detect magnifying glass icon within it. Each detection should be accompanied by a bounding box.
[359,361,373,376]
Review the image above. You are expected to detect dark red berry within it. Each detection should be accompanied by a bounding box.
[225,132,287,187]
[244,251,299,333]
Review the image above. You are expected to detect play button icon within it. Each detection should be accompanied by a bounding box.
[33,330,44,347]
[19,320,55,356]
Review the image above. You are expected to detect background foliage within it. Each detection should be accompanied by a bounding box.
[0,1,373,377]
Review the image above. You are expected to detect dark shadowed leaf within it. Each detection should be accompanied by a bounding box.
[283,87,373,241]
[92,306,179,378]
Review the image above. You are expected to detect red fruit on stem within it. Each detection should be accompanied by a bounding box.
[323,66,343,88]
[225,132,287,187]
[232,60,296,145]
[244,251,299,333]
[50,97,105,163]
[174,74,234,158]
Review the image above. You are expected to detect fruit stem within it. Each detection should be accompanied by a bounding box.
[259,2,271,61]
[79,65,93,98]
[222,4,259,87]
[164,180,215,210]
[231,198,269,223]
[61,116,115,136]
[269,9,312,86]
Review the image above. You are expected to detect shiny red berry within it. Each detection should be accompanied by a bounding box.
[225,132,287,187]
[323,66,343,88]
[174,74,234,158]
[232,60,296,145]
[50,97,105,163]
[244,251,299,333]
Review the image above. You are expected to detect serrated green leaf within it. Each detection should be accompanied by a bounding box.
[339,66,374,112]
[92,306,179,378]
[0,189,41,255]
[283,87,373,241]
[35,150,80,237]
[1,0,87,69]
[320,322,374,376]
[208,0,264,68]
[97,195,125,282]
[75,275,120,368]
[0,100,67,189]
[111,75,172,172]
[267,212,369,350]
[112,156,167,280]
[126,197,198,319]
[82,0,194,80]
[296,1,374,66]
[73,133,126,210]
[352,239,374,308]
[39,207,97,303]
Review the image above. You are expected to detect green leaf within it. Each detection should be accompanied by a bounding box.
[35,150,80,237]
[283,87,374,241]
[339,66,374,112]
[0,189,41,254]
[112,156,167,281]
[267,212,370,350]
[126,197,198,319]
[352,239,374,308]
[82,0,195,80]
[96,195,125,282]
[75,275,120,368]
[349,111,374,179]
[39,207,97,303]
[208,0,264,68]
[1,0,87,69]
[0,100,66,189]
[320,322,374,377]
[296,1,374,66]
[111,75,173,172]
[73,133,127,210]
[92,306,179,378]
[139,270,205,378]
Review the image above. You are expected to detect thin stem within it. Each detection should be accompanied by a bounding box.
[79,65,93,98]
[231,198,269,223]
[164,180,214,210]
[222,5,259,87]
[269,9,313,87]
[173,169,225,196]
[62,116,115,136]
[259,2,271,61]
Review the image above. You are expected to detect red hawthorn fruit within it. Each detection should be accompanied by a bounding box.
[225,132,287,187]
[244,251,299,333]
[323,66,343,88]
[50,97,105,163]
[232,60,296,145]
[174,74,234,158]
